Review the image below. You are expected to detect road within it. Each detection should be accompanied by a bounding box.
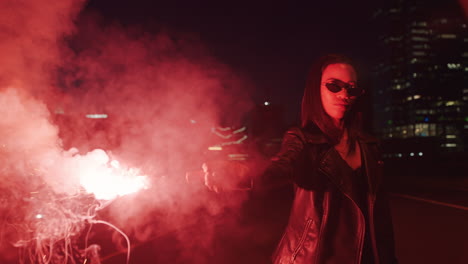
[98,177,468,264]
[2,176,466,264]
[388,175,468,264]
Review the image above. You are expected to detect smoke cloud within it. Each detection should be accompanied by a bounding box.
[0,0,262,263]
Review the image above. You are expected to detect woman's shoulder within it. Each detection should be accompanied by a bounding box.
[284,125,328,145]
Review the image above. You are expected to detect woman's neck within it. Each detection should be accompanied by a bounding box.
[332,118,344,131]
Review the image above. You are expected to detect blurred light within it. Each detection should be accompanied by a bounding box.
[86,114,108,119]
[228,153,249,161]
[397,153,402,158]
[233,126,246,134]
[446,135,457,139]
[35,214,43,219]
[418,152,423,156]
[208,146,223,151]
[447,63,461,69]
[190,119,197,124]
[410,152,414,156]
[264,101,270,106]
[413,94,421,99]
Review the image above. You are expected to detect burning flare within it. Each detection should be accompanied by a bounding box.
[74,149,149,201]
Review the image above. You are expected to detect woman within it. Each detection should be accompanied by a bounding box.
[204,54,398,264]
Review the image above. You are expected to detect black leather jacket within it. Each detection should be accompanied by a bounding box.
[261,126,398,264]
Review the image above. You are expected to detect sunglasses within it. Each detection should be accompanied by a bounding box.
[324,80,364,97]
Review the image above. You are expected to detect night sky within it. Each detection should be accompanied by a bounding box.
[82,0,384,124]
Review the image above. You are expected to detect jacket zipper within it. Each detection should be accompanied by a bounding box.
[356,210,365,264]
[313,191,329,264]
[368,195,380,264]
[291,218,313,262]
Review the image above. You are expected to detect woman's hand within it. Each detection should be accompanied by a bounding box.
[202,160,251,193]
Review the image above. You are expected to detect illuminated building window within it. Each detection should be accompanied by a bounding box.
[415,123,429,137]
[406,96,413,101]
[446,135,457,139]
[411,58,418,64]
[413,95,421,100]
[412,73,418,78]
[463,96,468,101]
[445,101,459,106]
[412,51,426,56]
[412,36,428,42]
[463,89,468,94]
[438,34,456,39]
[393,84,402,90]
[442,143,457,148]
[412,21,427,27]
[411,29,428,34]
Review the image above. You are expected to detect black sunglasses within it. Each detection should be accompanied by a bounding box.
[325,80,364,97]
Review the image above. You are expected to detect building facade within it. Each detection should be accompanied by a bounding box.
[372,0,467,165]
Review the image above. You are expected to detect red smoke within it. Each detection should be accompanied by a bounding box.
[0,0,257,263]
[459,0,468,18]
[56,13,256,262]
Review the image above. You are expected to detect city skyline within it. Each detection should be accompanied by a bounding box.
[372,0,467,160]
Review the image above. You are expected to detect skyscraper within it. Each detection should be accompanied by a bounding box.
[372,0,467,163]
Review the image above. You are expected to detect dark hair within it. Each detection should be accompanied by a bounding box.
[301,53,364,145]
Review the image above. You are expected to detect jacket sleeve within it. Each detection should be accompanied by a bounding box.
[375,187,399,264]
[254,128,306,189]
[373,141,399,264]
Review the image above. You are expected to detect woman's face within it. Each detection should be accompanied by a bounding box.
[320,63,358,124]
